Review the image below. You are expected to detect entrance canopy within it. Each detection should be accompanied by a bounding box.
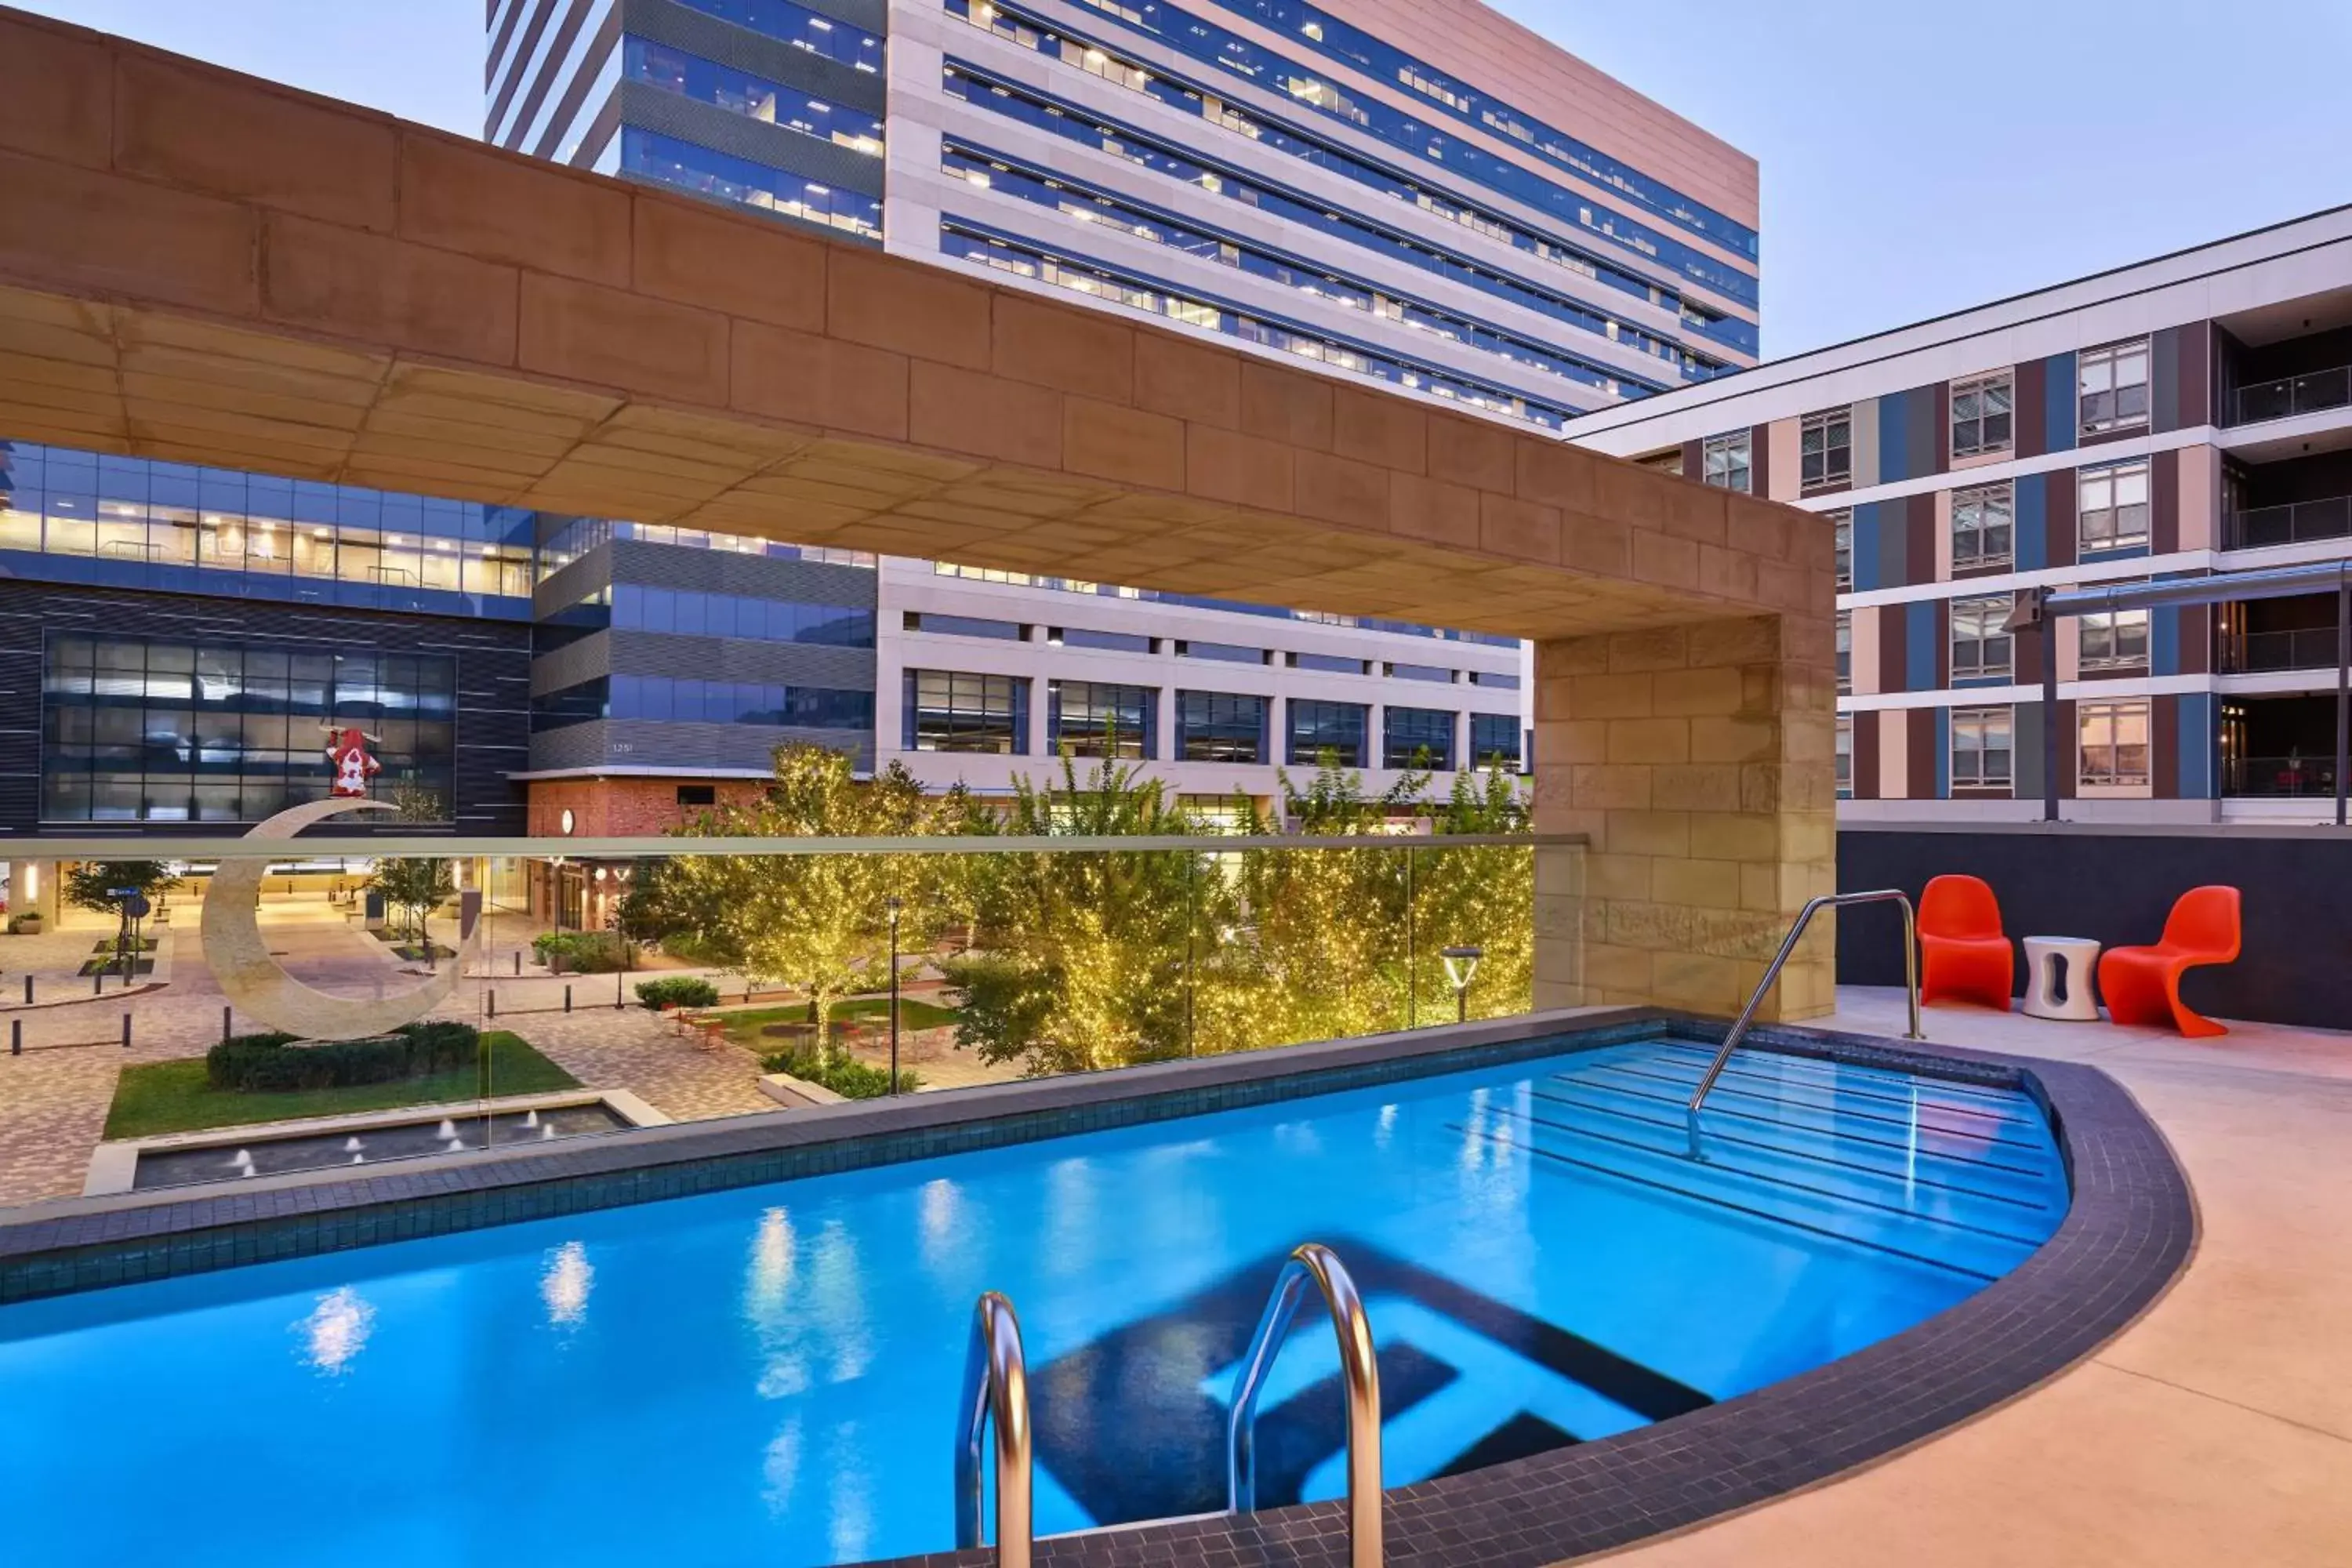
[0,9,1822,644]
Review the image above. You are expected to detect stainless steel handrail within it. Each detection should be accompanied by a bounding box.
[1685,890,1923,1135]
[1227,1242,1382,1568]
[955,1290,1033,1567]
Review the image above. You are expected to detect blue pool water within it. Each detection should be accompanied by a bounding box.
[0,1035,2067,1566]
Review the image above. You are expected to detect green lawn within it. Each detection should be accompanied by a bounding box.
[103,1030,580,1140]
[717,994,960,1045]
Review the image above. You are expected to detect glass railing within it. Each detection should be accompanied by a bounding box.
[0,827,1572,1209]
[2233,365,2352,425]
[2223,755,2339,798]
[2227,495,2352,550]
[2223,627,2341,673]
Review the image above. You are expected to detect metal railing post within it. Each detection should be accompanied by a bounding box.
[1686,889,1923,1152]
[1228,1243,1382,1568]
[955,1291,1033,1568]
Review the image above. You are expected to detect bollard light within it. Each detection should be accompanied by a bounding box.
[1440,944,1485,1025]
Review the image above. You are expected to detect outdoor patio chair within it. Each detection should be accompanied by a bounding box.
[1918,873,2014,1011]
[2097,885,2242,1038]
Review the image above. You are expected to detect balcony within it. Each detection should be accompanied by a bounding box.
[2227,495,2352,550]
[2222,625,2341,673]
[2231,365,2352,426]
[2224,754,2339,798]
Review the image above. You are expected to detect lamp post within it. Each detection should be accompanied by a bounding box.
[886,895,904,1095]
[1441,945,1484,1025]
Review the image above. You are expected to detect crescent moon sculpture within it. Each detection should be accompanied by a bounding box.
[201,797,485,1040]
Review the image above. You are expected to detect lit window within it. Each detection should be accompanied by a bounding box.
[2078,700,2150,786]
[1951,372,2013,457]
[2079,461,2150,553]
[1701,430,1751,492]
[1828,510,1853,591]
[1835,714,1853,799]
[1950,594,2013,681]
[1800,408,1850,491]
[2078,339,2150,435]
[1951,706,2013,791]
[1952,481,2013,569]
[1835,610,1853,694]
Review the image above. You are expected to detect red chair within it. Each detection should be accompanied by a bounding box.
[2098,886,2241,1037]
[1918,873,2013,1011]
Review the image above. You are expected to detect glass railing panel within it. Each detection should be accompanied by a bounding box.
[2224,755,2341,798]
[2233,365,2352,425]
[2,826,1570,1212]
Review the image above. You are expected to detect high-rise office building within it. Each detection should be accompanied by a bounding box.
[1570,206,2352,829]
[485,0,1761,817]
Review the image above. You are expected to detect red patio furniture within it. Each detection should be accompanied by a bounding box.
[1918,873,2013,1011]
[2098,885,2241,1037]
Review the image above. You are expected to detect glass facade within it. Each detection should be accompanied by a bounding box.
[42,635,456,822]
[1383,705,1455,769]
[614,585,873,645]
[1468,713,1520,769]
[1177,690,1267,764]
[906,670,1029,753]
[673,0,884,71]
[1048,681,1155,759]
[0,443,534,616]
[538,515,875,576]
[621,129,882,238]
[623,38,885,154]
[1287,699,1367,766]
[534,675,873,730]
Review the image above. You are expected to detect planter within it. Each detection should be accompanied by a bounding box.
[8,917,42,936]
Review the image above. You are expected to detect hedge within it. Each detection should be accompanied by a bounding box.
[533,931,630,973]
[205,1021,485,1092]
[636,976,721,1011]
[760,1051,920,1099]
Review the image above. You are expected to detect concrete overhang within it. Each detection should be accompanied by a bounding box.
[0,6,1828,644]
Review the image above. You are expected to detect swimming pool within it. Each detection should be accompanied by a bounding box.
[0,1033,2068,1566]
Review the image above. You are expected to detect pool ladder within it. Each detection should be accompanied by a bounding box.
[1684,888,1924,1156]
[954,1242,1384,1567]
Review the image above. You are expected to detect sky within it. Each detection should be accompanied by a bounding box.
[19,0,2352,359]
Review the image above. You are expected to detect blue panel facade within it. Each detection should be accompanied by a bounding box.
[2042,352,2078,454]
[2176,694,2215,799]
[1905,600,1937,693]
[1876,392,1911,484]
[2014,474,2049,572]
[1849,501,1883,590]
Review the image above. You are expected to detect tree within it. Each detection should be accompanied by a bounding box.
[369,857,456,946]
[1232,754,1427,1045]
[64,860,180,918]
[942,751,1240,1074]
[666,744,944,1060]
[1410,765,1534,1022]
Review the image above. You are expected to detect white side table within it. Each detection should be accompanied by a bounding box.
[2023,936,2102,1021]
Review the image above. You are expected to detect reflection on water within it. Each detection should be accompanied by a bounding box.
[293,1286,374,1375]
[540,1240,593,1328]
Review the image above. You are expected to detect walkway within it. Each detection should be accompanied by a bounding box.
[1582,988,2352,1567]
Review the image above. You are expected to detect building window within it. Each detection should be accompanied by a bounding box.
[2078,339,2151,435]
[1950,594,2014,681]
[1835,714,1853,799]
[1048,680,1153,759]
[1952,481,2014,570]
[2078,700,2150,786]
[1176,691,1266,764]
[1799,408,1851,492]
[41,635,456,823]
[1951,706,2014,792]
[907,670,1027,754]
[1828,510,1853,591]
[1287,699,1368,766]
[1468,713,1521,770]
[2078,461,2151,552]
[2079,607,2151,671]
[1835,610,1852,695]
[1382,706,1455,770]
[1700,430,1751,492]
[1951,372,2013,458]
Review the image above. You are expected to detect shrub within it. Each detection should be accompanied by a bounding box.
[205,1022,485,1092]
[760,1051,919,1099]
[532,931,630,973]
[636,976,721,1011]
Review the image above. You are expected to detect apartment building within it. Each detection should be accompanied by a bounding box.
[484,0,1759,822]
[1569,206,2352,826]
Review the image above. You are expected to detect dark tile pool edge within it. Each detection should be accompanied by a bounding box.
[878,1019,2198,1568]
[0,1005,1665,1303]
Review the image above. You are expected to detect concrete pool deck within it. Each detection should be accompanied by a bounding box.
[1582,986,2352,1568]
